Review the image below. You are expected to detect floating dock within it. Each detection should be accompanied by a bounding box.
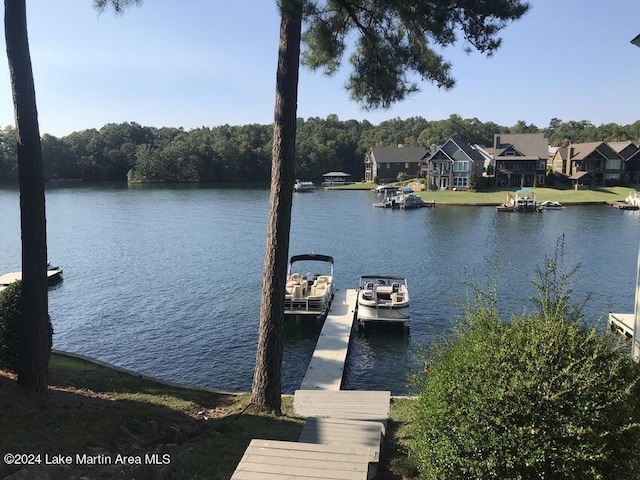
[0,269,63,293]
[607,201,640,210]
[608,312,634,339]
[232,288,391,480]
[300,289,357,390]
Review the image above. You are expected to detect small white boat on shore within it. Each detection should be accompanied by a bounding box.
[284,254,334,317]
[356,275,410,325]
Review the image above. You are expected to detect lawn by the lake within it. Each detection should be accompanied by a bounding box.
[334,182,637,205]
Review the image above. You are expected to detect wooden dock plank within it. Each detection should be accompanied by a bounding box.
[294,390,391,429]
[231,440,372,480]
[299,418,383,461]
[300,289,358,390]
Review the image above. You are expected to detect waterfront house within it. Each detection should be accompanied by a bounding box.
[492,133,549,187]
[421,138,485,190]
[609,140,640,183]
[364,146,427,183]
[551,141,624,186]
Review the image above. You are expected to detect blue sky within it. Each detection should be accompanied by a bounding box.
[1,0,639,137]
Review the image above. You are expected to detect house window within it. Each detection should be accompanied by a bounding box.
[405,162,409,168]
[453,161,468,172]
[538,160,546,170]
[453,176,468,187]
[536,174,546,185]
[386,163,390,169]
[505,150,516,156]
[606,159,621,170]
[605,173,620,180]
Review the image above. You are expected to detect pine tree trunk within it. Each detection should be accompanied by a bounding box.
[5,0,51,393]
[250,1,302,414]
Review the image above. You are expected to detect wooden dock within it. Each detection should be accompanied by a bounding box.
[293,390,391,430]
[608,312,634,339]
[231,287,392,479]
[231,439,376,480]
[608,201,640,210]
[300,289,357,390]
[0,269,63,293]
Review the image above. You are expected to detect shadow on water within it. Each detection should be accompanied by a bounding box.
[282,315,324,342]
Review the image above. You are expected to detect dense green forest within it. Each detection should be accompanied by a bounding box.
[0,115,638,183]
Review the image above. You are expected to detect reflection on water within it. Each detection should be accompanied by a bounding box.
[0,184,638,394]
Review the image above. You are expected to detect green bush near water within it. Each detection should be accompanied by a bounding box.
[411,245,640,479]
[0,281,22,370]
[0,280,54,372]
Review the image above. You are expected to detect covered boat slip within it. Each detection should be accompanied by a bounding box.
[356,275,410,325]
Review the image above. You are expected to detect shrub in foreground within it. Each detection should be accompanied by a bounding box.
[412,248,640,479]
[0,281,22,370]
[0,280,53,373]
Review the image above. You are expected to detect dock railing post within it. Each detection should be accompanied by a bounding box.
[633,243,640,362]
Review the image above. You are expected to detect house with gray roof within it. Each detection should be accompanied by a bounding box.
[364,146,427,183]
[551,141,624,186]
[493,133,549,187]
[421,138,485,190]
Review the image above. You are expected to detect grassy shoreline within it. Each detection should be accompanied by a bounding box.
[328,182,638,206]
[1,352,411,480]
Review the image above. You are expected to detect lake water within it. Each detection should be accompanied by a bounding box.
[0,184,638,394]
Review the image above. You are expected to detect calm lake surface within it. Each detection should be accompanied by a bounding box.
[0,184,638,394]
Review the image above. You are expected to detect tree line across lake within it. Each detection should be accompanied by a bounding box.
[0,115,639,184]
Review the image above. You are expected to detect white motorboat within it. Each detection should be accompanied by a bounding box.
[284,254,334,316]
[294,180,315,192]
[356,275,410,325]
[538,200,564,210]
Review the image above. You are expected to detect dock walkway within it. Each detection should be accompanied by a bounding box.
[300,289,357,390]
[232,288,392,480]
[608,312,634,339]
[0,269,63,293]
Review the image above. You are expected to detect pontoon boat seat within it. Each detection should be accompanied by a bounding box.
[292,285,304,299]
[391,292,405,304]
[361,290,374,301]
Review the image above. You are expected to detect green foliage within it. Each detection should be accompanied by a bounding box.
[302,1,530,108]
[0,281,22,371]
[2,116,640,184]
[411,245,640,480]
[397,171,409,182]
